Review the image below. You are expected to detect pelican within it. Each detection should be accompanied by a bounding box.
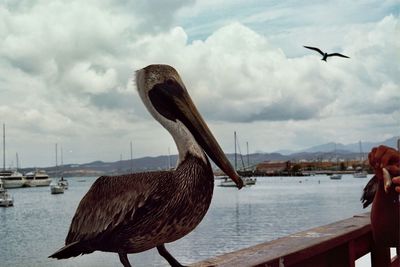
[49,64,244,267]
[303,46,350,61]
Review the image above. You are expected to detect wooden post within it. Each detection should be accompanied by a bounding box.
[371,245,390,267]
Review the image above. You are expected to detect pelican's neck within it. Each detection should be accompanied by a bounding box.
[168,120,207,167]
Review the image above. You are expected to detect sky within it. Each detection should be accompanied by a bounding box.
[0,0,399,167]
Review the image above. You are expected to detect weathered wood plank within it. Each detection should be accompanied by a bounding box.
[192,213,374,267]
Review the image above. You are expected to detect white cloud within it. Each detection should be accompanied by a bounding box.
[0,1,398,166]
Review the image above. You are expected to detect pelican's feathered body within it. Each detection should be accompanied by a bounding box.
[303,46,350,61]
[50,64,243,267]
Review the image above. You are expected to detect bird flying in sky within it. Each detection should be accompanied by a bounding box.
[303,46,350,61]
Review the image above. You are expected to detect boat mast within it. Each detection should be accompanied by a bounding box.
[246,141,249,168]
[61,145,63,166]
[16,152,19,170]
[55,143,58,167]
[55,143,58,177]
[334,143,338,171]
[234,131,237,171]
[2,123,5,171]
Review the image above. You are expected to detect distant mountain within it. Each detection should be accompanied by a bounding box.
[21,136,398,177]
[301,136,398,154]
[272,149,295,155]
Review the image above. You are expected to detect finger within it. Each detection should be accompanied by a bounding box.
[393,177,400,194]
[380,147,400,168]
[369,145,391,168]
[393,176,400,185]
[374,145,388,161]
[395,186,400,193]
[385,165,400,177]
[373,146,392,168]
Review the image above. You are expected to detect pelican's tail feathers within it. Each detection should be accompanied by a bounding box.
[49,241,92,259]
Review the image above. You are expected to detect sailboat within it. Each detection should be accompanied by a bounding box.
[0,123,14,207]
[219,132,256,187]
[353,141,367,178]
[50,144,64,194]
[219,132,240,187]
[241,141,256,185]
[330,143,342,180]
[57,146,68,189]
[0,124,26,188]
[0,178,13,207]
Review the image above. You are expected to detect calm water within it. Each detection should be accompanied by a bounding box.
[0,175,371,267]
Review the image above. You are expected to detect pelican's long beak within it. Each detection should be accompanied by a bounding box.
[180,94,243,189]
[148,78,243,189]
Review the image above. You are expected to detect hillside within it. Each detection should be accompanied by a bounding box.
[21,136,398,177]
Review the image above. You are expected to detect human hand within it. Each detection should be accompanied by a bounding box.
[368,145,400,193]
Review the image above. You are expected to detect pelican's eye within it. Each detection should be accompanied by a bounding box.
[166,78,175,85]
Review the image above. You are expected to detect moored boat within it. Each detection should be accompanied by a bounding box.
[330,174,342,180]
[24,170,52,187]
[219,177,238,187]
[57,177,68,189]
[0,179,13,207]
[353,141,367,178]
[50,144,64,194]
[353,171,367,178]
[221,131,257,187]
[330,144,342,180]
[244,177,257,185]
[0,170,26,188]
[50,182,64,194]
[219,176,257,187]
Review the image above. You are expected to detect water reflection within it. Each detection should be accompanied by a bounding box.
[0,175,370,267]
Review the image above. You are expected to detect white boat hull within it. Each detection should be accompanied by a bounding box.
[219,180,238,187]
[24,179,52,187]
[219,177,257,187]
[219,176,238,187]
[0,192,13,207]
[244,177,257,185]
[50,185,64,194]
[330,174,342,180]
[353,172,367,178]
[2,179,26,189]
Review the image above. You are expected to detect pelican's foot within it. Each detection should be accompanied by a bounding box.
[118,253,132,267]
[157,244,187,267]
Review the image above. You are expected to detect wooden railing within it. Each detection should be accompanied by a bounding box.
[192,213,399,267]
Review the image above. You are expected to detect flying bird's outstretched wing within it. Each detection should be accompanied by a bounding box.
[303,46,324,56]
[327,53,350,58]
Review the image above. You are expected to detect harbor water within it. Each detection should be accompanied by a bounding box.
[0,174,372,267]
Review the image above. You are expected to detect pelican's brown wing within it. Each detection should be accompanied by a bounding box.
[65,173,167,244]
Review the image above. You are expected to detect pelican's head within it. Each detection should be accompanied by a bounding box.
[136,64,243,189]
